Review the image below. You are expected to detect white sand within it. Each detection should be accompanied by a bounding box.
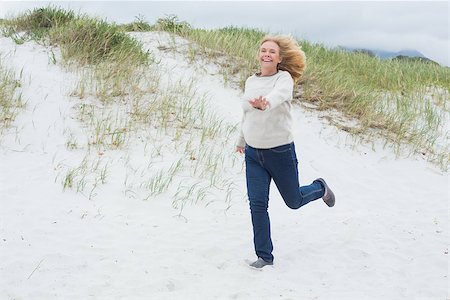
[0,32,448,300]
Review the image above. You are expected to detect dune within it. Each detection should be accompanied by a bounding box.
[0,31,448,300]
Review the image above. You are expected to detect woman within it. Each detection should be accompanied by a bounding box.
[236,35,335,269]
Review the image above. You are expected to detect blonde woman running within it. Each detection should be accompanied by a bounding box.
[236,35,336,269]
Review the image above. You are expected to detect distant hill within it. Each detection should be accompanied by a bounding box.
[374,49,425,59]
[338,46,438,65]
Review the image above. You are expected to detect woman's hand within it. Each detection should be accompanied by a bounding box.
[236,146,245,154]
[249,96,268,110]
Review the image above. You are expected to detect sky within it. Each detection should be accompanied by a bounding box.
[0,1,448,66]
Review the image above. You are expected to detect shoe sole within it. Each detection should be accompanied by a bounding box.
[317,178,335,207]
[244,259,273,270]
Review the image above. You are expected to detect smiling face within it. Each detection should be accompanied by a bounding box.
[259,40,282,74]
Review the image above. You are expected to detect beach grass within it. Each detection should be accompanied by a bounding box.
[0,55,24,139]
[147,16,449,169]
[2,8,243,203]
[2,7,155,195]
[118,15,154,32]
[1,5,448,200]
[1,6,75,40]
[2,6,147,64]
[49,17,148,66]
[297,42,449,167]
[178,25,265,87]
[3,6,151,101]
[153,14,191,35]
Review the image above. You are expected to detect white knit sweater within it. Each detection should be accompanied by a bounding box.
[237,70,294,149]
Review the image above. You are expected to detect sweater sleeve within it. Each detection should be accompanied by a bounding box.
[264,72,294,110]
[242,100,256,112]
[236,116,246,148]
[236,130,246,148]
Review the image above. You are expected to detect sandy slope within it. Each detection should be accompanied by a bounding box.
[0,32,448,300]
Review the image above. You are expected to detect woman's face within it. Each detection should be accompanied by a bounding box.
[259,41,282,70]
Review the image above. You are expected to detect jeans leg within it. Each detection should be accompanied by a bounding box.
[245,146,273,262]
[264,143,324,209]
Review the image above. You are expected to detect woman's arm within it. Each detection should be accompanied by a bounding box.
[236,114,246,149]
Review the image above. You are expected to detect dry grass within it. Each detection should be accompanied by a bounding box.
[148,16,450,170]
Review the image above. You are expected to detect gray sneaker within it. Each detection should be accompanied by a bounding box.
[249,258,273,269]
[316,178,335,207]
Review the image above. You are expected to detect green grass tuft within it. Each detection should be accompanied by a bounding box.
[154,15,191,34]
[0,56,24,138]
[119,15,154,32]
[4,6,75,39]
[3,6,153,103]
[4,6,149,66]
[49,17,149,65]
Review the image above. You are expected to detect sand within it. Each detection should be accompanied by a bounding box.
[0,32,448,300]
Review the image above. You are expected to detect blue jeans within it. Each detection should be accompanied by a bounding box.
[245,142,325,262]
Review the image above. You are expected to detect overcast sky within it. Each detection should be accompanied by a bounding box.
[0,1,448,66]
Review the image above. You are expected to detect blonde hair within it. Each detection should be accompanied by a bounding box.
[260,35,306,83]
